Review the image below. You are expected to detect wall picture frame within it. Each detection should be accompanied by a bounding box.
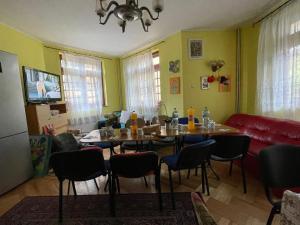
[170,77,180,94]
[201,76,209,90]
[189,39,203,59]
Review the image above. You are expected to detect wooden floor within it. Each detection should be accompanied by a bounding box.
[0,147,281,225]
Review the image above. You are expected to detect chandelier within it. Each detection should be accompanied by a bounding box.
[95,0,164,33]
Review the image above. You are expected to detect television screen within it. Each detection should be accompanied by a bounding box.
[23,67,62,102]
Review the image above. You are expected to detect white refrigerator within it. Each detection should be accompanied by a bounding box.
[0,51,33,195]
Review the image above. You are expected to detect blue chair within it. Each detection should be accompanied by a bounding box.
[161,139,216,209]
[178,117,205,145]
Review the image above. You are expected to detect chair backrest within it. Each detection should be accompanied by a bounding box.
[211,135,250,159]
[50,150,106,181]
[125,118,145,128]
[110,151,159,178]
[259,144,300,189]
[178,117,199,125]
[52,133,79,152]
[176,139,216,169]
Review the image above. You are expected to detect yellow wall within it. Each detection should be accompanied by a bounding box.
[241,25,260,114]
[0,23,45,72]
[181,30,237,122]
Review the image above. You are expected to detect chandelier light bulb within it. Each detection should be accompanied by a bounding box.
[152,0,164,13]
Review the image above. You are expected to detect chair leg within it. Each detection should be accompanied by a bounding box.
[168,168,175,210]
[104,176,109,192]
[93,178,99,191]
[241,159,247,194]
[201,165,205,193]
[59,180,63,222]
[202,163,210,196]
[155,171,163,211]
[229,161,233,176]
[109,174,116,217]
[143,176,148,187]
[72,181,77,197]
[187,169,191,179]
[208,160,220,180]
[267,206,277,225]
[67,180,71,195]
[116,176,120,194]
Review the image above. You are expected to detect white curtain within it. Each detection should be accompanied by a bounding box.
[123,52,158,121]
[256,0,300,120]
[61,52,103,125]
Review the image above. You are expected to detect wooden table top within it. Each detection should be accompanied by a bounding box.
[80,124,239,144]
[156,124,240,137]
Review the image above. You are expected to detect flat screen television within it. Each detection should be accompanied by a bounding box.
[23,66,62,103]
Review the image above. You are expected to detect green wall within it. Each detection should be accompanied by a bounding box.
[0,23,122,113]
[0,23,45,73]
[240,25,260,114]
[181,30,237,122]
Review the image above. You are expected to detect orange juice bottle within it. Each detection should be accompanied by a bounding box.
[130,111,138,135]
[187,107,195,131]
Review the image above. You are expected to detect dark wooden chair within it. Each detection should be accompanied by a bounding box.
[109,151,162,216]
[259,144,300,225]
[50,150,107,222]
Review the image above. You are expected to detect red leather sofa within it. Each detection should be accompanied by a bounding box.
[225,113,300,178]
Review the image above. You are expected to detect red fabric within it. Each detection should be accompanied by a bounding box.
[81,146,103,153]
[225,113,300,178]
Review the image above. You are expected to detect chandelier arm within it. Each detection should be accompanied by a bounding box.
[100,0,119,12]
[140,7,159,20]
[99,11,115,25]
[140,18,148,32]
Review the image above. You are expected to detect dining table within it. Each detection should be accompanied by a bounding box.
[80,123,240,153]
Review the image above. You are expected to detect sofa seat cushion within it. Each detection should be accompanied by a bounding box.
[248,140,270,156]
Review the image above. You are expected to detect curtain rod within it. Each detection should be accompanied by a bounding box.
[253,0,294,26]
[43,45,113,60]
[122,41,165,60]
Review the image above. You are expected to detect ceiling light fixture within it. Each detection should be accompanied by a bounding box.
[95,0,164,33]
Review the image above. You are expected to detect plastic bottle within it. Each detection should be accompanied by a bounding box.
[130,111,138,135]
[202,107,210,128]
[187,107,195,131]
[171,107,179,129]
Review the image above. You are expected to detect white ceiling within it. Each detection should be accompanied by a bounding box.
[0,0,278,56]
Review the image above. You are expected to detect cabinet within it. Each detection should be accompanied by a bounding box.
[25,102,68,135]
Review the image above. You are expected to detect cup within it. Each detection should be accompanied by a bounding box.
[137,128,144,136]
[99,128,107,138]
[120,128,128,136]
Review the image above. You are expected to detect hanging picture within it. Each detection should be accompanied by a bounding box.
[169,60,180,73]
[170,77,180,94]
[189,39,203,59]
[201,76,209,90]
[219,75,231,92]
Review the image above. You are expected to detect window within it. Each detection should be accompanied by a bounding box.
[256,0,300,120]
[60,52,104,125]
[123,51,159,120]
[153,51,161,102]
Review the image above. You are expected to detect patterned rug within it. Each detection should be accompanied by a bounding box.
[0,193,198,225]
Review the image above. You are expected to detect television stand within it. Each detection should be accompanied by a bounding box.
[25,102,68,135]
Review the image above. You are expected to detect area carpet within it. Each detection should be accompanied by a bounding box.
[0,193,199,225]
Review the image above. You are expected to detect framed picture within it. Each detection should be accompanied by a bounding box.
[201,76,209,90]
[189,39,203,59]
[170,77,180,94]
[219,75,231,92]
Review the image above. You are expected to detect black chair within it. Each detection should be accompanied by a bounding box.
[109,151,162,216]
[52,133,103,194]
[210,135,250,194]
[50,150,107,222]
[178,117,205,145]
[161,139,216,209]
[259,144,300,225]
[120,118,150,152]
